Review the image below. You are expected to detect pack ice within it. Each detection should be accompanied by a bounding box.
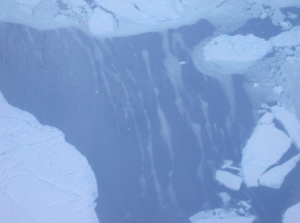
[0,92,99,223]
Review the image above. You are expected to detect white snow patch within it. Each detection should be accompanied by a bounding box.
[241,113,291,187]
[259,153,300,189]
[282,202,300,223]
[215,170,243,191]
[0,92,99,223]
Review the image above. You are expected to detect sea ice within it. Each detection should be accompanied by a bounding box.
[192,34,272,78]
[215,170,243,191]
[241,112,291,187]
[259,153,300,189]
[282,202,300,223]
[270,26,300,48]
[0,0,299,37]
[272,106,300,150]
[0,92,99,223]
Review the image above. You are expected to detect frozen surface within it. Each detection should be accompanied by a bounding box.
[0,0,299,37]
[215,170,243,191]
[282,202,300,223]
[0,92,99,223]
[259,153,300,189]
[270,26,300,47]
[272,106,300,150]
[241,112,291,187]
[192,34,272,77]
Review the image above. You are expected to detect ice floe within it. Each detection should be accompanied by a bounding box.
[0,92,99,223]
[215,170,243,191]
[192,34,272,78]
[270,26,300,47]
[282,202,300,223]
[241,112,292,187]
[259,153,300,189]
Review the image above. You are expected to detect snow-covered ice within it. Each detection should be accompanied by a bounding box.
[270,26,300,48]
[241,112,292,187]
[259,153,300,189]
[272,106,300,150]
[192,34,272,78]
[0,92,99,223]
[282,202,300,223]
[215,170,243,191]
[0,0,298,37]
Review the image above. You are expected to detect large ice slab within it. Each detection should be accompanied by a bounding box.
[192,34,272,78]
[0,0,299,37]
[282,202,300,223]
[241,112,291,187]
[215,170,243,191]
[259,153,300,189]
[0,92,99,223]
[272,105,300,150]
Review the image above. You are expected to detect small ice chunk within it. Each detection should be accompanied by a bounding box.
[189,208,255,223]
[219,192,231,204]
[282,202,300,223]
[273,85,283,95]
[280,21,292,30]
[287,12,298,19]
[215,170,243,191]
[260,12,267,19]
[259,153,300,189]
[221,160,233,169]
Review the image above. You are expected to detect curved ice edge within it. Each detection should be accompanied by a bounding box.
[0,92,99,223]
